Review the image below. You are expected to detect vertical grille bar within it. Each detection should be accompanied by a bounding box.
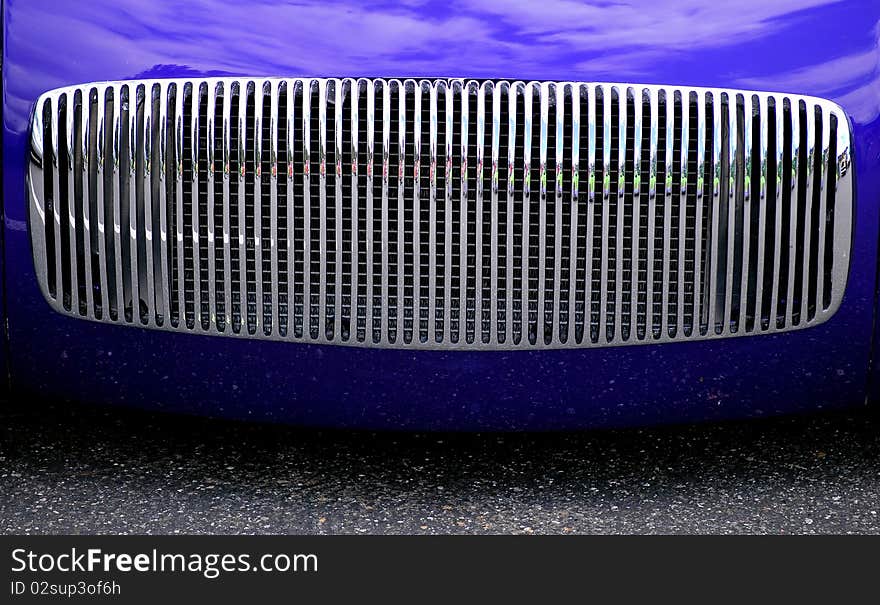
[429,82,440,342]
[630,90,642,340]
[814,106,830,320]
[364,80,374,342]
[333,80,344,341]
[568,85,581,345]
[552,84,564,343]
[392,80,403,344]
[444,82,455,344]
[677,94,689,335]
[583,85,597,344]
[173,85,185,327]
[80,89,95,318]
[316,80,327,339]
[237,83,249,334]
[302,80,314,340]
[599,87,612,342]
[770,97,785,328]
[519,85,530,344]
[220,83,232,331]
[708,92,722,334]
[412,82,423,344]
[661,92,674,337]
[490,83,501,344]
[111,88,125,322]
[206,84,218,330]
[156,83,170,325]
[537,83,550,344]
[800,104,816,323]
[380,80,391,345]
[126,85,140,324]
[253,82,265,335]
[269,81,280,337]
[754,95,769,329]
[475,83,486,343]
[142,85,156,326]
[786,101,801,328]
[189,83,201,330]
[64,92,80,315]
[693,93,706,335]
[96,90,110,318]
[350,81,360,342]
[614,87,627,341]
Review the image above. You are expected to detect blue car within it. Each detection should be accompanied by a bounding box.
[2,0,879,429]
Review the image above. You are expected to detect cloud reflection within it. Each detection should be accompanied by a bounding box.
[4,0,880,127]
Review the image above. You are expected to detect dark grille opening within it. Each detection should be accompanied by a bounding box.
[436,84,449,344]
[308,82,321,340]
[292,82,305,339]
[527,84,541,345]
[71,90,88,317]
[606,88,620,343]
[88,89,103,318]
[229,84,243,334]
[730,93,745,333]
[449,84,462,343]
[621,89,635,342]
[260,84,274,337]
[340,81,352,342]
[777,98,794,329]
[181,83,195,330]
[684,93,699,336]
[149,85,164,327]
[761,98,778,330]
[420,83,433,344]
[104,87,120,322]
[715,93,731,335]
[635,92,652,340]
[197,83,210,330]
[356,81,370,343]
[388,83,401,343]
[807,104,823,321]
[167,85,180,327]
[669,91,683,338]
[512,83,525,344]
[31,79,852,348]
[467,83,480,345]
[574,85,590,345]
[653,91,667,338]
[480,86,493,345]
[793,99,809,326]
[590,87,605,344]
[699,94,715,335]
[558,85,573,344]
[823,114,839,311]
[244,82,258,335]
[542,86,556,345]
[57,96,72,309]
[745,96,762,332]
[371,82,385,344]
[212,86,226,332]
[323,82,336,340]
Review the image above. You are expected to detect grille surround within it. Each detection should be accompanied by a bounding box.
[27,78,854,349]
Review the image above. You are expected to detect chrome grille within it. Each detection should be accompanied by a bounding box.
[27,79,854,349]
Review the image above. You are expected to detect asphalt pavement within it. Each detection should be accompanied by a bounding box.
[1,398,879,534]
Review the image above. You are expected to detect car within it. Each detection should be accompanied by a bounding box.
[2,0,879,429]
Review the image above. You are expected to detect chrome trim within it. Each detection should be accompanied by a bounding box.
[27,78,855,349]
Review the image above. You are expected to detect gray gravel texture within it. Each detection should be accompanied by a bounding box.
[1,399,879,534]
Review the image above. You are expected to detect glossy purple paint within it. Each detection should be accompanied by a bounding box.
[3,0,880,429]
